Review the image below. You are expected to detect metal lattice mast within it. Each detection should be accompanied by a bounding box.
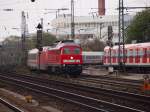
[21,11,27,65]
[118,0,125,71]
[71,0,75,39]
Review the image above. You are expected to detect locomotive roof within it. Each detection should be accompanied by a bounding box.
[56,42,80,48]
[28,48,38,54]
[28,41,80,54]
[45,40,80,50]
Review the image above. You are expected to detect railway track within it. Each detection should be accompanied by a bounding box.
[0,98,23,112]
[0,72,149,111]
[77,73,143,93]
[81,72,143,84]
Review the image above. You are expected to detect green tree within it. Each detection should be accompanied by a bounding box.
[3,36,21,46]
[42,32,57,46]
[3,32,57,50]
[126,9,150,43]
[81,38,105,51]
[27,32,57,49]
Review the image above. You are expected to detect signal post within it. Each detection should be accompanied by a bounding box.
[36,23,43,71]
[107,25,113,74]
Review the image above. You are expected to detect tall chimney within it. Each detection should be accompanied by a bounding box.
[98,0,105,15]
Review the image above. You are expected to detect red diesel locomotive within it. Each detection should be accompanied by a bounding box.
[27,40,83,75]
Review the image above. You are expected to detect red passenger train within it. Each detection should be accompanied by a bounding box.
[104,42,150,72]
[27,40,83,75]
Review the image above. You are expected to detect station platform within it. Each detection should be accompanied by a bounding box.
[83,67,149,81]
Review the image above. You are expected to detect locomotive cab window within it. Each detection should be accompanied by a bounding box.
[74,48,80,54]
[62,48,81,54]
[63,48,70,54]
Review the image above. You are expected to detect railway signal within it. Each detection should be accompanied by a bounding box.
[36,23,43,71]
[31,0,35,2]
[37,23,43,51]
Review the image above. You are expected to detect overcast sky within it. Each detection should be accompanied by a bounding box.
[0,0,149,41]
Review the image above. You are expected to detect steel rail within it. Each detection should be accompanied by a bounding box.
[76,77,141,90]
[81,72,142,84]
[0,75,144,112]
[0,98,24,112]
[1,72,150,106]
[6,73,149,101]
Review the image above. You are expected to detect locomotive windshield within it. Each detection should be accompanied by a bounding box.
[74,48,80,54]
[63,47,81,54]
[63,48,70,54]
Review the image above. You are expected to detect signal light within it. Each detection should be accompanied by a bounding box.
[31,0,35,2]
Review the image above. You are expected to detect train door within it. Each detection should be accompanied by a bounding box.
[124,49,127,63]
[135,48,140,63]
[105,50,109,64]
[112,50,116,64]
[115,50,118,64]
[129,49,133,64]
[126,49,129,65]
[142,48,147,63]
[149,48,150,63]
[117,49,122,64]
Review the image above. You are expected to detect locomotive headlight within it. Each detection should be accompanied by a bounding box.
[63,64,65,67]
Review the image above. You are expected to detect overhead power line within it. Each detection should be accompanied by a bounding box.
[117,6,150,10]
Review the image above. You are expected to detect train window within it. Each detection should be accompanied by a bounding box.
[138,50,143,56]
[129,50,133,56]
[147,49,150,55]
[112,50,115,57]
[133,50,136,57]
[74,48,80,54]
[104,51,107,56]
[115,50,118,57]
[120,50,123,57]
[63,48,70,54]
[28,54,36,60]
